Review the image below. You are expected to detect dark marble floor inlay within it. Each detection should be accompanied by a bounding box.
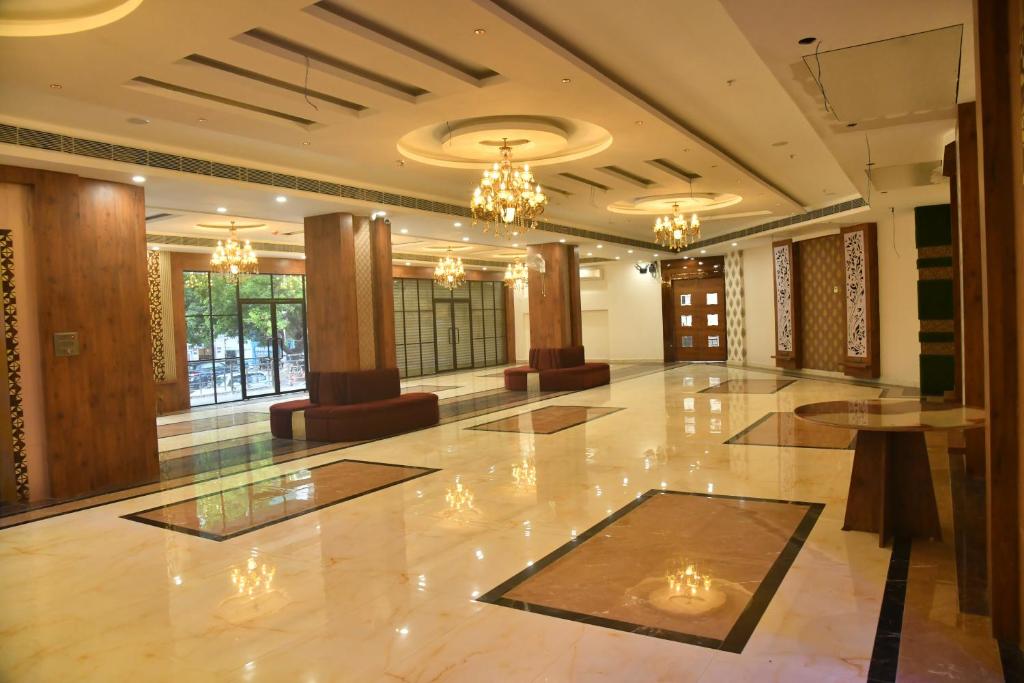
[699,379,796,394]
[156,412,268,438]
[726,412,856,449]
[469,405,623,434]
[124,459,437,541]
[478,490,823,652]
[402,384,460,393]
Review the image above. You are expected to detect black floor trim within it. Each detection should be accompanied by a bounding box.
[867,536,912,682]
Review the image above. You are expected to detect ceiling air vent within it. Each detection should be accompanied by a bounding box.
[558,172,612,191]
[597,165,655,187]
[130,76,318,126]
[646,158,701,181]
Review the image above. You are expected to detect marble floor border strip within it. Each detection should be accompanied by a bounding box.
[121,459,440,542]
[467,406,625,435]
[867,536,912,683]
[723,412,857,450]
[477,489,824,653]
[698,379,796,394]
[156,412,269,439]
[0,363,683,530]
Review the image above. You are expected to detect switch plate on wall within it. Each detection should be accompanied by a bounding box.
[53,332,80,357]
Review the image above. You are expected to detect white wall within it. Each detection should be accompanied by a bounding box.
[739,215,921,387]
[743,246,776,368]
[512,260,665,362]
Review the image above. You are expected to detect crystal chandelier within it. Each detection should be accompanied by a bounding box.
[210,222,258,280]
[470,140,548,239]
[653,204,701,251]
[503,258,528,292]
[433,248,466,290]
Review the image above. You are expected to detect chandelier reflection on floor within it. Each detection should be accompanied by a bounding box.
[445,478,475,512]
[503,258,528,292]
[210,221,259,281]
[667,561,711,597]
[470,140,548,239]
[230,552,276,598]
[433,248,466,290]
[511,457,536,489]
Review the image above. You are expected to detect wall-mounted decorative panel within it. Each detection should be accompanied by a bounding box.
[771,240,800,368]
[0,230,27,502]
[841,223,881,378]
[914,205,955,397]
[145,250,177,382]
[725,251,746,363]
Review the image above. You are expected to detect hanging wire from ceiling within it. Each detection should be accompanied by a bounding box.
[809,41,841,122]
[890,206,900,258]
[864,133,874,207]
[303,55,319,112]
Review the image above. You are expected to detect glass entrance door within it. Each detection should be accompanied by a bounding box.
[240,303,276,398]
[274,302,307,393]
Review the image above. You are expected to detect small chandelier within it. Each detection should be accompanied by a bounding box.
[433,248,466,290]
[503,258,528,292]
[470,140,548,239]
[211,222,258,280]
[653,204,701,251]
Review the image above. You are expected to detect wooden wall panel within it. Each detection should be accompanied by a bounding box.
[797,235,845,372]
[527,243,578,349]
[568,246,583,347]
[0,166,159,498]
[973,0,1024,645]
[370,217,397,370]
[304,213,361,372]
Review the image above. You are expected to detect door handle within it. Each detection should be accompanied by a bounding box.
[455,328,460,344]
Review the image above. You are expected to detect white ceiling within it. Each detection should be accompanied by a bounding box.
[0,0,970,251]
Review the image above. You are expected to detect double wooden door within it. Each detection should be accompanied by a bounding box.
[668,277,727,361]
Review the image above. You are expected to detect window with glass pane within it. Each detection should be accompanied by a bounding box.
[273,274,304,299]
[238,274,272,299]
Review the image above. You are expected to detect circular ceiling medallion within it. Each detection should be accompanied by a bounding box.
[606,192,743,215]
[397,115,613,169]
[195,221,265,232]
[0,0,144,37]
[422,244,473,253]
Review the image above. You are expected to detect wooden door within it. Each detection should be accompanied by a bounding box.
[670,277,727,361]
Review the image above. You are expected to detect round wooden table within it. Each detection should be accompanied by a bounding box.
[795,399,985,547]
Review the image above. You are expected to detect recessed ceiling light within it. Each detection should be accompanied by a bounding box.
[49,83,62,89]
[302,141,311,146]
[483,267,488,271]
[454,222,462,227]
[405,261,411,266]
[559,238,566,243]
[512,243,519,247]
[615,256,621,260]
[627,249,633,254]
[587,252,593,256]
[731,242,738,247]
[150,245,160,251]
[127,117,150,125]
[400,228,408,234]
[634,120,644,126]
[131,175,146,183]
[653,253,659,258]
[798,37,817,45]
[596,244,603,249]
[216,207,227,213]
[474,28,486,35]
[197,117,207,123]
[300,254,306,260]
[561,78,571,84]
[462,236,470,242]
[700,249,707,254]
[275,195,287,203]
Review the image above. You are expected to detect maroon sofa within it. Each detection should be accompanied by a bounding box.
[270,368,438,442]
[504,346,610,391]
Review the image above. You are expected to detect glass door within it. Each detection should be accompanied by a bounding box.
[434,299,455,372]
[453,300,473,369]
[240,303,276,398]
[274,302,307,393]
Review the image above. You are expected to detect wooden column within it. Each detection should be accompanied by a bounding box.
[527,242,581,349]
[973,0,1023,645]
[304,213,361,372]
[370,216,396,370]
[841,223,881,378]
[772,239,801,368]
[955,102,987,479]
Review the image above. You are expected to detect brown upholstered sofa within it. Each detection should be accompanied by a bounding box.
[504,346,610,391]
[270,368,438,442]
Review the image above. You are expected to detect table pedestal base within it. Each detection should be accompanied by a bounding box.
[844,430,942,547]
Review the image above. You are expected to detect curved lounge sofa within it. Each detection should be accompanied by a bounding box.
[270,368,438,442]
[504,346,610,392]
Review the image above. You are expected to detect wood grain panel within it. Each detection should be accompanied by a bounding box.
[0,166,159,498]
[304,213,360,372]
[527,243,578,349]
[797,235,845,373]
[973,0,1023,644]
[370,217,397,369]
[568,246,583,347]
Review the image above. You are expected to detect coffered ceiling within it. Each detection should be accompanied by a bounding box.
[0,0,969,249]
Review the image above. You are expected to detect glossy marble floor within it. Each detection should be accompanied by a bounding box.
[0,364,1004,682]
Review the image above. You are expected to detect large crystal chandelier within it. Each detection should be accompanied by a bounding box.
[470,140,548,239]
[503,258,528,292]
[210,222,258,280]
[433,248,466,290]
[653,204,701,251]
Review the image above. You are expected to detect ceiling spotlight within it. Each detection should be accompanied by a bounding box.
[512,243,519,247]
[300,254,306,260]
[483,266,488,271]
[653,253,659,258]
[462,236,470,242]
[150,245,160,251]
[275,195,287,203]
[596,244,603,249]
[731,242,738,247]
[127,117,150,125]
[216,207,228,213]
[587,252,593,256]
[558,238,566,243]
[627,249,633,254]
[700,249,707,254]
[131,175,146,183]
[634,120,644,126]
[798,36,817,45]
[302,141,311,146]
[405,261,411,266]
[454,222,462,227]
[48,83,62,89]
[400,228,408,234]
[561,78,571,84]
[474,28,486,35]
[197,117,207,123]
[615,256,621,260]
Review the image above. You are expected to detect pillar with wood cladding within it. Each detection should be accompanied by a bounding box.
[303,212,396,372]
[526,242,583,350]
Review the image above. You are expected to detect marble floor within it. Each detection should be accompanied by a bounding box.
[0,363,1004,682]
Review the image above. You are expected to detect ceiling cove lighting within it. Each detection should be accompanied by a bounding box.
[503,258,528,292]
[433,248,465,290]
[211,222,258,281]
[470,140,547,239]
